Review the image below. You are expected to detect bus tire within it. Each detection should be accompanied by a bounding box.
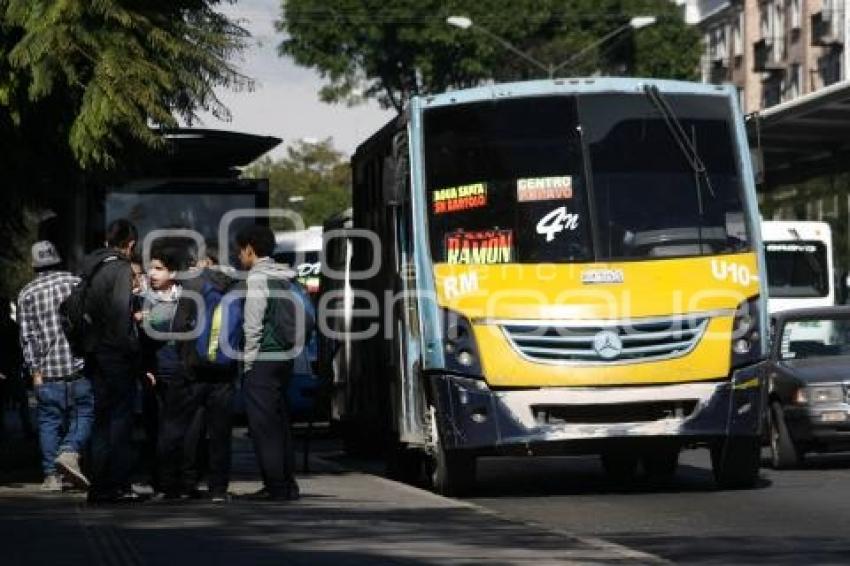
[386,444,424,484]
[600,450,639,484]
[769,402,800,469]
[430,447,476,497]
[711,437,761,489]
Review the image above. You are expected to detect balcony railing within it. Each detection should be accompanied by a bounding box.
[812,10,844,46]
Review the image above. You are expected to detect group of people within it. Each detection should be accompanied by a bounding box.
[15,219,312,503]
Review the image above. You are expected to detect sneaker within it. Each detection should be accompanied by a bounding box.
[114,489,148,503]
[55,451,90,488]
[282,481,300,501]
[238,487,270,501]
[210,492,231,503]
[40,474,63,492]
[87,488,148,505]
[240,484,299,502]
[151,491,186,502]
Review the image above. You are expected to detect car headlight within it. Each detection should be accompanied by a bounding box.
[801,385,844,404]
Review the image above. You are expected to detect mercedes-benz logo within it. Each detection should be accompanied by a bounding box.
[593,330,623,360]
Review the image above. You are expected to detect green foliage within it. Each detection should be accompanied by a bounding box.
[0,1,249,279]
[244,139,351,229]
[278,0,702,112]
[3,0,250,168]
[629,0,702,81]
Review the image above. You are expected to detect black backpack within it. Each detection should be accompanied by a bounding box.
[59,254,120,356]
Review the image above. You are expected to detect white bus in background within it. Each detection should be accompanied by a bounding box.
[274,225,323,294]
[273,225,323,420]
[762,220,835,343]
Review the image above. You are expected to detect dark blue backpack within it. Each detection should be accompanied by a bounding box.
[193,278,243,376]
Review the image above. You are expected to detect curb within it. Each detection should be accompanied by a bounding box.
[310,453,671,564]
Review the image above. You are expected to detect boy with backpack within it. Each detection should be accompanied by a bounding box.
[237,225,315,501]
[74,219,142,504]
[181,246,243,501]
[18,241,94,491]
[140,241,242,501]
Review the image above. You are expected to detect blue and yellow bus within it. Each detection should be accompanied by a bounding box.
[323,78,767,494]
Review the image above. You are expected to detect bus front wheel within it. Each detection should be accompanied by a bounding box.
[711,437,761,489]
[429,446,476,497]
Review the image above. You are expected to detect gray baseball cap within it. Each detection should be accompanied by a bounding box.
[31,241,61,268]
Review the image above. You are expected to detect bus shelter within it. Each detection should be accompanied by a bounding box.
[40,128,280,269]
[749,80,850,269]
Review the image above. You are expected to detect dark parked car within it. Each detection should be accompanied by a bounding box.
[767,307,850,468]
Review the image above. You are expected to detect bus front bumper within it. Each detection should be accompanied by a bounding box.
[430,364,765,454]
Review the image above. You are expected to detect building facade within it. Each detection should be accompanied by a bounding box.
[676,1,850,278]
[677,0,847,113]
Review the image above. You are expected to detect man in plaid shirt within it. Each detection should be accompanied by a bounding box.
[18,240,94,491]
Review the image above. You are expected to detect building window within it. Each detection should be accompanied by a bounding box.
[785,63,802,100]
[709,25,728,62]
[773,0,786,60]
[790,0,801,30]
[763,78,782,108]
[759,0,785,62]
[733,11,744,58]
[819,51,843,86]
[760,0,772,41]
[824,0,836,20]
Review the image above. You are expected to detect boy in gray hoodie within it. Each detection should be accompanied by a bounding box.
[236,225,301,500]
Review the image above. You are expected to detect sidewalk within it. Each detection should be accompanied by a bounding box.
[0,422,666,565]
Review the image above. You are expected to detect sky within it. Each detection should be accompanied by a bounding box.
[196,0,393,160]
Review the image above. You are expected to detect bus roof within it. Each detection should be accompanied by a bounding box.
[354,78,738,160]
[415,77,735,110]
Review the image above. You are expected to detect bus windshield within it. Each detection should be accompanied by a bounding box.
[765,241,829,298]
[424,93,750,265]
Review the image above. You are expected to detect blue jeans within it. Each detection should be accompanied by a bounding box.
[36,377,94,476]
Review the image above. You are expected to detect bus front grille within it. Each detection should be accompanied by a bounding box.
[502,316,710,365]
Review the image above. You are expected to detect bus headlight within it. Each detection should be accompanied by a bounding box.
[441,308,483,377]
[730,296,762,368]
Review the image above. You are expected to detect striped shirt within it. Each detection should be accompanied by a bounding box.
[17,271,84,378]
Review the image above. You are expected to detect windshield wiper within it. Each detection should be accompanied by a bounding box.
[642,85,717,200]
[643,85,719,254]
